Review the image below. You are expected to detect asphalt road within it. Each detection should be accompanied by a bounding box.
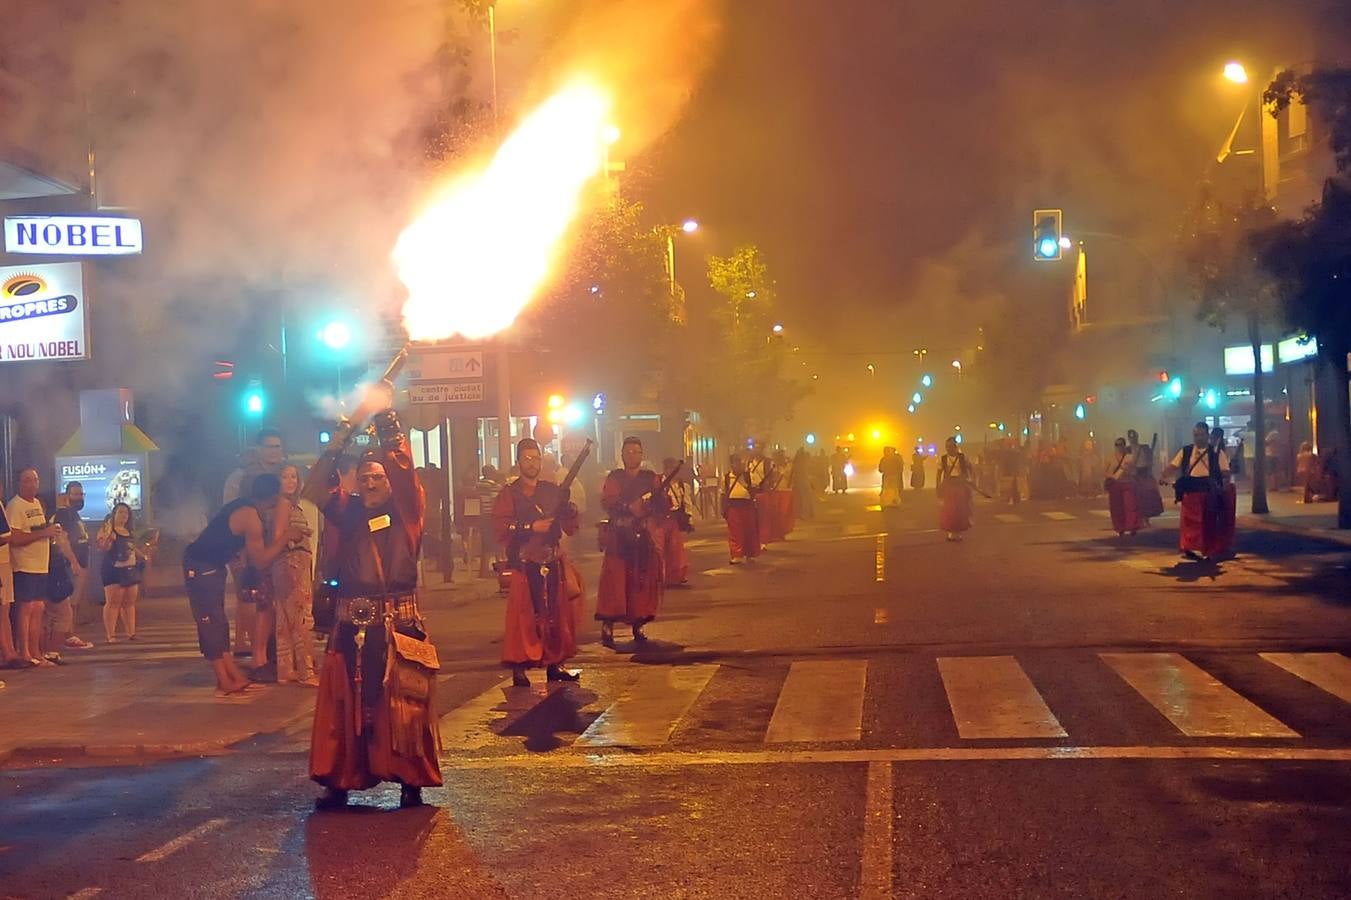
[3,489,1350,899]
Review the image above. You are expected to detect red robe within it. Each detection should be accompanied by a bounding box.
[937,453,973,533]
[494,480,584,667]
[595,469,664,624]
[1107,479,1143,534]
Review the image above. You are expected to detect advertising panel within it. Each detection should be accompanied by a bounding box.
[56,454,147,522]
[0,261,90,362]
[1223,344,1273,376]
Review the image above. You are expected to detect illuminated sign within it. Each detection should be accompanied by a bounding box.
[1223,344,1273,376]
[4,215,143,256]
[0,262,89,362]
[56,454,146,521]
[1276,334,1318,364]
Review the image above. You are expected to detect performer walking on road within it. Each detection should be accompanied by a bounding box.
[596,437,665,647]
[723,453,761,565]
[655,457,692,587]
[1160,421,1231,561]
[936,437,974,542]
[305,400,442,810]
[495,438,585,686]
[1105,437,1143,537]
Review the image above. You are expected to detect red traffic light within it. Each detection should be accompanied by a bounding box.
[1157,371,1169,383]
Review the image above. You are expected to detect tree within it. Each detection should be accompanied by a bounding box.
[1258,67,1351,528]
[684,245,807,439]
[1185,190,1280,514]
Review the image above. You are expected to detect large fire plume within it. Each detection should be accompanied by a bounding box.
[394,80,613,342]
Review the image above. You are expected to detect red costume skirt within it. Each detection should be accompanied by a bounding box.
[1179,488,1234,558]
[1107,479,1143,534]
[939,484,972,533]
[309,623,443,791]
[595,525,664,625]
[502,559,585,667]
[775,490,796,538]
[726,500,761,560]
[1135,480,1165,520]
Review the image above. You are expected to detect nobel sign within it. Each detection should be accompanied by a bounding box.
[4,215,143,256]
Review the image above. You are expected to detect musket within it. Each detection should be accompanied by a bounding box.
[542,438,594,546]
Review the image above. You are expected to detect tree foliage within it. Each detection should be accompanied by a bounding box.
[683,245,807,438]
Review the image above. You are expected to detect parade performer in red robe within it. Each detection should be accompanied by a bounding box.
[304,401,442,809]
[495,438,585,686]
[1161,421,1231,561]
[655,457,691,587]
[771,450,796,538]
[936,437,974,542]
[1211,427,1238,557]
[596,437,665,647]
[723,453,760,564]
[749,445,779,547]
[1105,437,1143,536]
[1128,430,1165,523]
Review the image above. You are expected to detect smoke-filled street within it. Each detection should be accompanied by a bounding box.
[4,0,1351,897]
[3,490,1350,898]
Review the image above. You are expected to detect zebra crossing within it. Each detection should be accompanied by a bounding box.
[436,650,1351,759]
[61,621,204,664]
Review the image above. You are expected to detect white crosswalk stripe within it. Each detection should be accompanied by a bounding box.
[765,660,868,743]
[436,651,1349,755]
[1101,652,1298,738]
[993,513,1024,524]
[1041,511,1076,521]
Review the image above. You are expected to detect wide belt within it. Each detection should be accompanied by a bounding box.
[334,593,418,626]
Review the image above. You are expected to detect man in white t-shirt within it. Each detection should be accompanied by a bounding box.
[6,467,62,666]
[1161,421,1231,561]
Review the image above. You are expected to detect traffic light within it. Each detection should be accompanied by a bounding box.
[242,382,267,418]
[1168,377,1183,399]
[1033,209,1063,261]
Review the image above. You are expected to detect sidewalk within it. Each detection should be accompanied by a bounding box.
[0,564,508,767]
[1237,489,1351,547]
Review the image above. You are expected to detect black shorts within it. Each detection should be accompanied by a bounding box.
[13,571,48,603]
[184,563,230,661]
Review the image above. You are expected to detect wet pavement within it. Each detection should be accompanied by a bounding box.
[2,488,1350,898]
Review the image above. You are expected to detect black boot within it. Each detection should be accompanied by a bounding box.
[399,786,424,808]
[511,667,530,687]
[547,665,580,682]
[631,625,649,644]
[315,788,349,810]
[600,623,615,648]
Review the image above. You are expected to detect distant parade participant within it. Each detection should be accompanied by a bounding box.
[1161,421,1230,561]
[495,438,584,686]
[1128,430,1165,523]
[223,428,288,663]
[830,447,848,494]
[749,444,778,547]
[1211,426,1238,555]
[306,404,442,810]
[770,449,796,539]
[655,457,691,587]
[723,453,760,564]
[910,447,927,490]
[791,446,816,521]
[596,437,665,647]
[182,474,305,696]
[936,437,974,542]
[878,447,903,508]
[1105,437,1142,536]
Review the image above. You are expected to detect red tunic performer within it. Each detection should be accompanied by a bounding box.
[749,447,779,547]
[1105,438,1143,536]
[655,457,691,587]
[1128,430,1165,522]
[1161,421,1231,561]
[723,454,761,564]
[936,437,974,542]
[771,450,796,538]
[495,438,585,686]
[596,437,665,647]
[1211,427,1238,558]
[304,405,442,809]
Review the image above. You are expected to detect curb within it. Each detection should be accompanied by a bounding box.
[1239,515,1351,547]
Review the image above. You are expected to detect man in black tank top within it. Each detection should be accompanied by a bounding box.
[183,474,307,696]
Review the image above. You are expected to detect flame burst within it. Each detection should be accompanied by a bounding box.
[395,81,613,342]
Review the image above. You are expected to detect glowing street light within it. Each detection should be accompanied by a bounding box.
[319,319,353,351]
[681,218,700,234]
[603,124,622,145]
[907,404,916,413]
[921,374,933,387]
[772,323,784,334]
[1223,61,1249,84]
[912,392,923,405]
